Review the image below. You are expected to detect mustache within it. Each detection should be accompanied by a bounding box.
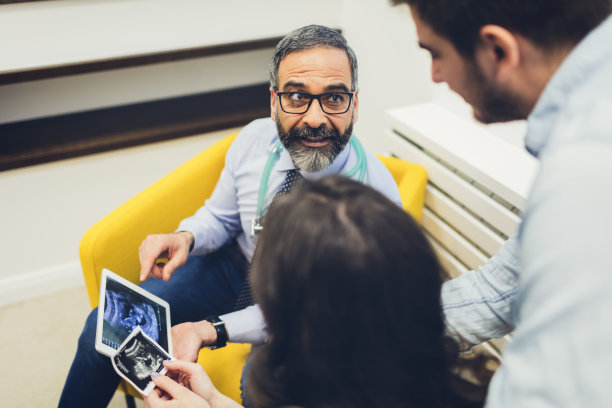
[291,125,337,142]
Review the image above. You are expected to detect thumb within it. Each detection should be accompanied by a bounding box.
[161,254,186,282]
[150,373,187,398]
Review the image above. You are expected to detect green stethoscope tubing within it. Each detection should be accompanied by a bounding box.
[255,136,367,221]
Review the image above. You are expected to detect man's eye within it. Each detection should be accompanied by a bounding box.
[324,93,347,106]
[289,92,307,101]
[328,94,343,103]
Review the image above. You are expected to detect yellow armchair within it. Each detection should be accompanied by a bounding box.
[79,133,426,403]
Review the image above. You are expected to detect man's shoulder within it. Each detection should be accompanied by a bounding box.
[360,146,391,178]
[360,148,402,206]
[558,52,612,142]
[552,79,612,149]
[227,118,278,161]
[236,117,277,144]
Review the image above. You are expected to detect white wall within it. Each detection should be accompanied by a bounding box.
[340,0,433,152]
[0,129,237,306]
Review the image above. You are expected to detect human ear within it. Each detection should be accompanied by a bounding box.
[478,25,520,83]
[352,91,359,124]
[270,87,276,119]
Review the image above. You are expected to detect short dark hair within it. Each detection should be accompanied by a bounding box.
[249,176,491,408]
[392,0,611,56]
[270,24,358,91]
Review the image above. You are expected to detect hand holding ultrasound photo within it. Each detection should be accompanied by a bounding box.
[112,327,172,395]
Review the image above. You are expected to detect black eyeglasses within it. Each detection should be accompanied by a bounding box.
[276,91,355,115]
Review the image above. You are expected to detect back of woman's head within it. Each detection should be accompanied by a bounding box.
[250,176,460,408]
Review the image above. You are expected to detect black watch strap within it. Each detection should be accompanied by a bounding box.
[205,315,228,350]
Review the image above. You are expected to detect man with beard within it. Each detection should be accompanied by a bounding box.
[391,0,612,406]
[59,25,400,407]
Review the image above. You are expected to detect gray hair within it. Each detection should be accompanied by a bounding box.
[269,25,358,91]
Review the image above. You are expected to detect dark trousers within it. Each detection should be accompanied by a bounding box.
[59,242,248,407]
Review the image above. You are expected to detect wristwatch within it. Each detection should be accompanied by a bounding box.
[204,315,228,350]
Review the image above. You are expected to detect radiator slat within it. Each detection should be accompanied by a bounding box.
[426,185,505,257]
[422,208,488,270]
[427,235,470,279]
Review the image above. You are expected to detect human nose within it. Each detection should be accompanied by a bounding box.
[302,96,327,128]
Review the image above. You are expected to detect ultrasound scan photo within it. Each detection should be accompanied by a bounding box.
[111,327,170,395]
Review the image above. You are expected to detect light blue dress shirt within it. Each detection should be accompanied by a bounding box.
[177,118,401,343]
[442,16,612,407]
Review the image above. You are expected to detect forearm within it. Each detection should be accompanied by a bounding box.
[187,306,268,350]
[177,162,242,254]
[442,234,520,349]
[178,207,238,255]
[209,390,244,408]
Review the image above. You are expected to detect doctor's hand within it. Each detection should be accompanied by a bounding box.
[171,320,218,363]
[139,231,194,282]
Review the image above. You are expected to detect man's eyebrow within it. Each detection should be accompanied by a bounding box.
[280,81,351,92]
[324,83,350,92]
[281,81,306,90]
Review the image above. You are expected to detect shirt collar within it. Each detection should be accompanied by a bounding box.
[525,15,612,157]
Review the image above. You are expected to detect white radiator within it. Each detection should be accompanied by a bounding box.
[385,103,538,357]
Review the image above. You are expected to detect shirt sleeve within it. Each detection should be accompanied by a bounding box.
[220,305,269,344]
[177,136,245,254]
[441,234,520,349]
[363,153,402,207]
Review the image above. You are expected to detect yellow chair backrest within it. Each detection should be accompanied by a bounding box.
[79,133,426,402]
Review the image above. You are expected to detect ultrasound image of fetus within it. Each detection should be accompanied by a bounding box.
[123,336,164,381]
[104,290,160,343]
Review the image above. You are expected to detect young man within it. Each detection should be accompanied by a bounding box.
[59,25,401,407]
[392,0,612,406]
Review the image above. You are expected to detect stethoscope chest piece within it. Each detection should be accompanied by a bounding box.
[251,218,263,237]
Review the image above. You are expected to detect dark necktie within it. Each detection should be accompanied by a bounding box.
[233,169,303,310]
[271,169,303,202]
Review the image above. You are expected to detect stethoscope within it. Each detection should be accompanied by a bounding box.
[250,136,367,237]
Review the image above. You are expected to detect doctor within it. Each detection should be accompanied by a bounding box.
[59,24,401,407]
[391,0,612,406]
